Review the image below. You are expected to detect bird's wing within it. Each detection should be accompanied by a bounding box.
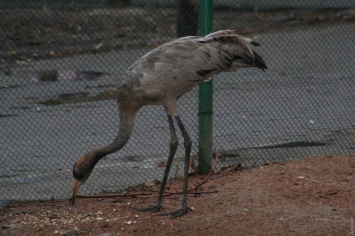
[138,29,266,79]
[125,30,267,99]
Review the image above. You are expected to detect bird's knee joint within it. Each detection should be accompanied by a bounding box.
[184,138,192,150]
[170,138,179,150]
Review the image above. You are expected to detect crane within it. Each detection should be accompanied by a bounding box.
[69,29,267,218]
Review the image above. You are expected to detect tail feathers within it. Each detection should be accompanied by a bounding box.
[201,29,267,71]
[252,50,267,71]
[232,50,267,71]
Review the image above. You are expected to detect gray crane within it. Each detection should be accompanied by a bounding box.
[69,30,267,218]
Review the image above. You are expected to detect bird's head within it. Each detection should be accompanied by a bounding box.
[69,151,97,205]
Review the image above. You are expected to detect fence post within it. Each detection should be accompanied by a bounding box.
[198,0,213,174]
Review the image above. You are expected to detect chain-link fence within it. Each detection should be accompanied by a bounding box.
[1,0,354,202]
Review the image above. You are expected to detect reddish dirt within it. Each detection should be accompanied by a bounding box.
[1,155,354,235]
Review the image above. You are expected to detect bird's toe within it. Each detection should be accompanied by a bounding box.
[158,206,192,218]
[137,204,163,213]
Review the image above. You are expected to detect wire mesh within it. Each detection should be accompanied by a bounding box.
[1,0,354,202]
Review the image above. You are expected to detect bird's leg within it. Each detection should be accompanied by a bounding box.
[138,115,178,213]
[159,115,192,218]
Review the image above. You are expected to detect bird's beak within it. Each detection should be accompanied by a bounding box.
[69,179,81,205]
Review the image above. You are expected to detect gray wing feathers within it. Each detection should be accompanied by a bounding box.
[134,29,266,83]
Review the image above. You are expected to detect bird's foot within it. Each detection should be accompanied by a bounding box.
[137,204,163,213]
[158,206,192,218]
[68,197,76,206]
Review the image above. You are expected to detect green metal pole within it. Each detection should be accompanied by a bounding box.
[198,0,213,174]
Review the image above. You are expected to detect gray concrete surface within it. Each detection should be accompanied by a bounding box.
[1,23,354,202]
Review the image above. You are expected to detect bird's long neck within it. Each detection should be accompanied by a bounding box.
[80,103,140,169]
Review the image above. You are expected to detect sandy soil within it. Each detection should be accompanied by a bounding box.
[1,155,354,235]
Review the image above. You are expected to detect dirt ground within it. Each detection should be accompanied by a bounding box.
[1,155,354,235]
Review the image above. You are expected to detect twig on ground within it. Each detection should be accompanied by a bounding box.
[76,192,152,199]
[75,147,219,200]
[188,147,219,191]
